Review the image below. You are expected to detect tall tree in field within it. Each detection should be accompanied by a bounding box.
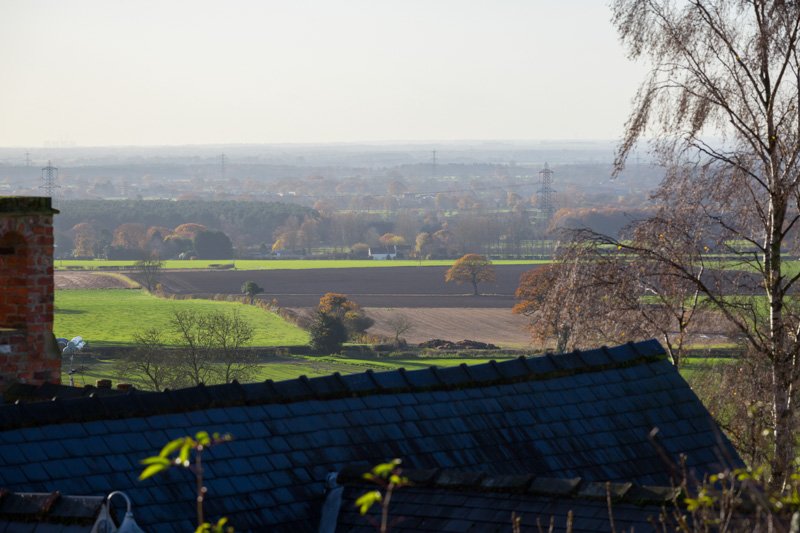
[445,254,495,296]
[612,0,800,486]
[241,281,264,304]
[116,327,176,391]
[414,232,433,261]
[206,310,256,384]
[170,309,217,387]
[135,253,164,293]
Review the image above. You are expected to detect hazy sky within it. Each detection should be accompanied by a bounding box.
[0,1,647,147]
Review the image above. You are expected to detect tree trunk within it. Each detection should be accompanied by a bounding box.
[767,193,794,489]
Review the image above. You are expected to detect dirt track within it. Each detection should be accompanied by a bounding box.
[149,265,538,308]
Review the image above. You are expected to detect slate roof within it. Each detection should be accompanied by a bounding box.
[333,466,680,532]
[0,340,741,532]
[0,491,105,532]
[1,382,131,405]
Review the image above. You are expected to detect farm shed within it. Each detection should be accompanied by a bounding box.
[0,340,741,531]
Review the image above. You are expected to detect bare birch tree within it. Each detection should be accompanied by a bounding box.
[171,309,217,387]
[121,309,258,390]
[612,0,800,486]
[134,253,163,293]
[206,310,257,384]
[116,327,177,391]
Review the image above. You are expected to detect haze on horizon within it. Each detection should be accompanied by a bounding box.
[0,0,646,148]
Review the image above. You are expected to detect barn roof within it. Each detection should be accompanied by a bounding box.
[0,340,741,532]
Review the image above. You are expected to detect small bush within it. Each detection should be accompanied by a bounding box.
[309,311,348,355]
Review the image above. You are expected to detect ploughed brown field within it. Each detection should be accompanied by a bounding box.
[152,265,537,308]
[361,307,532,347]
[144,265,540,347]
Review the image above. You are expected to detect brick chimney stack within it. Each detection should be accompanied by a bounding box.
[0,197,60,391]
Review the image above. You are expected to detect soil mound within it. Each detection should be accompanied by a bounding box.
[418,338,499,350]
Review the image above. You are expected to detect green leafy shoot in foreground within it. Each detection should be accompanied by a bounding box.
[664,460,800,532]
[356,459,410,533]
[139,431,233,533]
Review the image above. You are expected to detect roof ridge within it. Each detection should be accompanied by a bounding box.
[0,340,667,430]
[335,465,680,506]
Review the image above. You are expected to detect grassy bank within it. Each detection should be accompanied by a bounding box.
[61,352,516,388]
[55,289,309,347]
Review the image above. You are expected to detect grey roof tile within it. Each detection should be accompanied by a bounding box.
[0,340,742,531]
[402,367,443,388]
[435,364,472,387]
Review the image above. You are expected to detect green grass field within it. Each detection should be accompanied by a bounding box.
[55,258,548,271]
[62,352,517,388]
[55,289,309,347]
[64,349,720,389]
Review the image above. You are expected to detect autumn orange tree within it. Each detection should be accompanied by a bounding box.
[378,233,405,253]
[112,222,147,250]
[172,223,208,241]
[444,254,495,296]
[514,235,704,364]
[513,246,630,353]
[317,293,374,339]
[71,222,98,257]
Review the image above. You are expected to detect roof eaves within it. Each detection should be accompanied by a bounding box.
[168,384,214,411]
[16,399,68,426]
[272,376,315,401]
[371,368,412,392]
[0,340,669,430]
[306,372,350,398]
[337,468,679,506]
[493,357,530,380]
[240,379,282,404]
[578,481,634,501]
[550,349,588,371]
[0,491,105,525]
[207,381,247,406]
[528,476,582,496]
[402,366,444,389]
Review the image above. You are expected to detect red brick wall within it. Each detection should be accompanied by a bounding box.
[0,197,59,389]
